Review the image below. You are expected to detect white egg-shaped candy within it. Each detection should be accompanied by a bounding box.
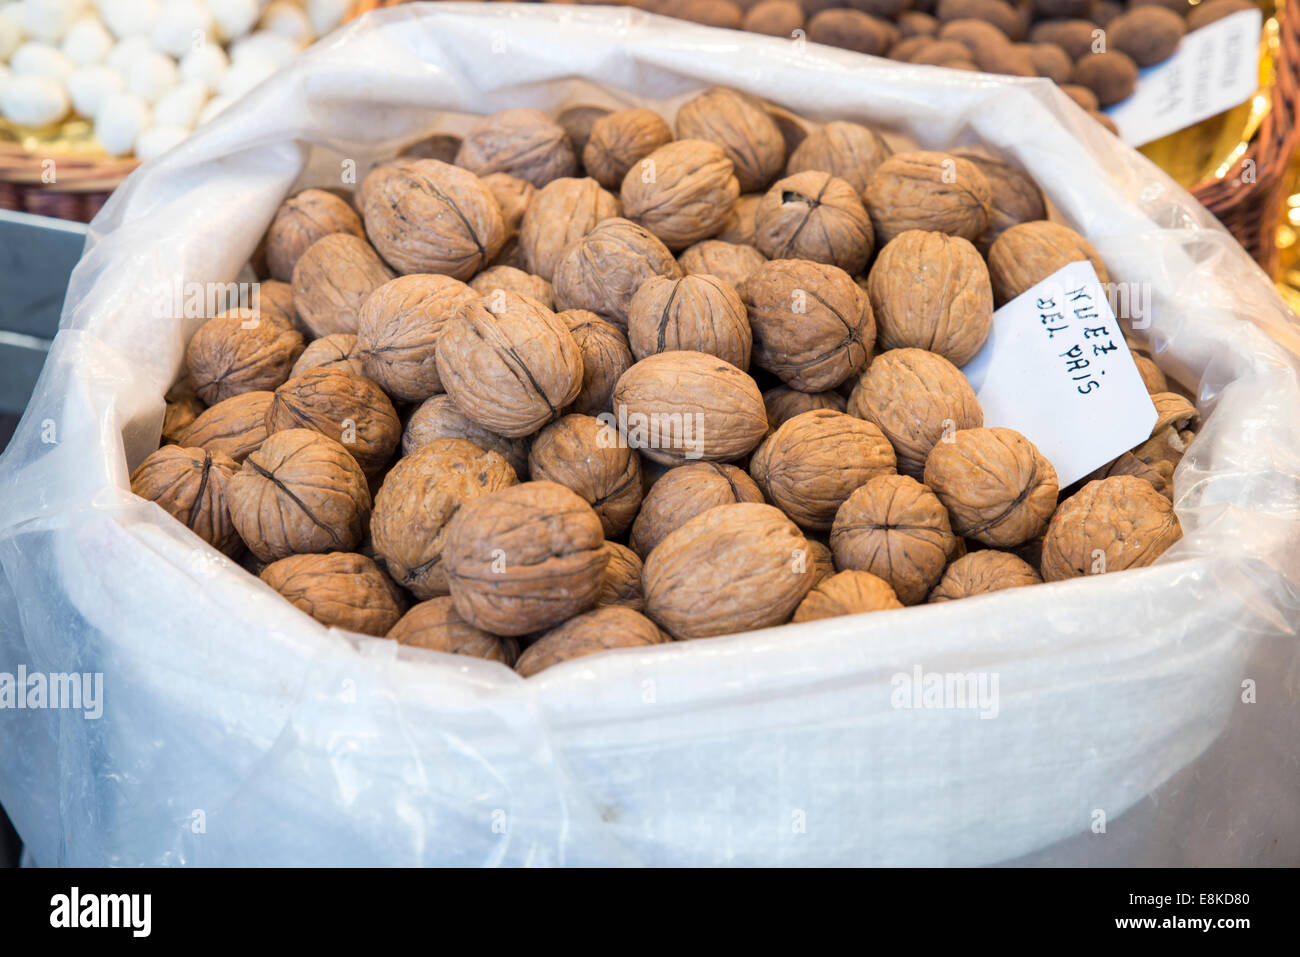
[229,30,297,68]
[97,0,161,41]
[209,0,257,42]
[152,78,207,128]
[134,123,189,160]
[0,2,30,35]
[66,63,124,119]
[216,53,275,100]
[195,92,228,125]
[151,0,214,58]
[95,90,149,155]
[10,40,74,78]
[60,15,113,64]
[127,51,178,104]
[104,34,152,74]
[21,0,81,43]
[0,73,69,126]
[260,1,313,44]
[0,20,21,60]
[306,0,349,37]
[178,41,226,86]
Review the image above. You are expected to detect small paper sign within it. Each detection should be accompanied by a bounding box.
[1106,8,1264,148]
[961,261,1157,487]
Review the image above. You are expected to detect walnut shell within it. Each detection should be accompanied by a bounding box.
[848,348,983,477]
[1092,450,1174,498]
[130,446,241,555]
[630,461,765,558]
[786,120,892,195]
[552,218,684,330]
[805,538,836,586]
[987,221,1110,305]
[358,159,506,279]
[865,151,993,248]
[1149,392,1199,435]
[1133,354,1168,395]
[928,550,1042,601]
[265,188,366,282]
[454,108,578,189]
[386,596,519,665]
[560,310,635,417]
[227,429,371,563]
[677,240,767,289]
[754,170,875,274]
[595,541,645,611]
[923,427,1059,547]
[177,391,273,463]
[470,266,554,310]
[583,108,675,192]
[718,194,761,246]
[370,437,519,598]
[950,148,1047,252]
[792,569,903,622]
[162,392,204,446]
[627,274,752,369]
[762,385,846,430]
[643,502,814,639]
[290,233,396,337]
[675,87,785,194]
[518,177,622,282]
[515,606,668,677]
[620,139,740,251]
[258,280,303,333]
[357,274,478,402]
[186,313,304,406]
[260,552,403,637]
[402,394,530,476]
[479,172,536,237]
[442,481,608,636]
[612,351,768,466]
[435,292,583,438]
[1040,475,1182,581]
[1071,51,1139,106]
[402,132,462,163]
[739,259,874,392]
[557,104,611,157]
[528,414,643,537]
[750,409,897,531]
[292,338,359,380]
[266,368,401,476]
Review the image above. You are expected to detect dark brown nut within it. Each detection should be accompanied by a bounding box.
[1128,0,1192,14]
[1024,42,1073,83]
[357,159,506,280]
[552,218,684,331]
[266,368,401,477]
[290,233,395,337]
[612,351,768,466]
[908,39,978,67]
[290,334,366,379]
[401,132,462,163]
[849,0,913,17]
[829,473,956,604]
[1060,83,1100,111]
[785,121,892,196]
[442,480,608,636]
[470,266,554,310]
[754,171,875,274]
[1131,424,1192,472]
[805,538,836,585]
[479,172,536,237]
[557,104,611,157]
[162,388,204,446]
[938,19,1031,74]
[678,240,767,289]
[260,552,403,637]
[1040,475,1182,581]
[596,541,645,611]
[178,391,273,463]
[386,597,519,665]
[1149,392,1199,436]
[1188,0,1254,31]
[630,462,765,557]
[436,292,583,438]
[627,274,752,369]
[454,108,578,189]
[370,437,518,598]
[258,280,303,333]
[744,0,805,36]
[527,414,643,537]
[560,310,635,417]
[987,220,1110,305]
[923,427,1059,547]
[890,35,933,61]
[750,409,897,531]
[1092,0,1123,25]
[807,9,894,55]
[583,109,675,192]
[1032,0,1092,16]
[1071,51,1139,107]
[402,394,530,475]
[898,10,939,36]
[1029,19,1102,60]
[130,446,241,555]
[265,188,366,282]
[518,177,622,282]
[865,151,993,248]
[765,102,815,165]
[620,139,740,251]
[1133,354,1168,394]
[665,0,745,29]
[227,428,371,562]
[186,313,304,405]
[793,569,903,621]
[1088,450,1174,498]
[357,274,478,402]
[1108,7,1186,67]
[935,0,1024,38]
[762,385,846,430]
[848,348,983,477]
[675,87,785,194]
[950,147,1048,252]
[718,194,761,246]
[928,549,1042,601]
[739,259,874,392]
[515,606,668,677]
[488,236,528,272]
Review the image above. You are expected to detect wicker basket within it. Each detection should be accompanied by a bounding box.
[0,140,138,223]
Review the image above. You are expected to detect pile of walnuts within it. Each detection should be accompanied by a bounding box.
[137,87,1188,677]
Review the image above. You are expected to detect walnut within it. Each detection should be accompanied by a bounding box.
[950,148,1047,252]
[454,108,578,188]
[357,159,506,279]
[259,552,404,637]
[290,334,366,379]
[1149,392,1199,435]
[1041,475,1182,581]
[264,188,365,282]
[630,462,764,558]
[401,132,462,163]
[620,140,740,251]
[515,606,668,677]
[928,550,1042,601]
[766,102,814,166]
[643,502,814,639]
[848,348,983,477]
[552,218,684,331]
[935,0,1025,39]
[1029,19,1102,60]
[370,437,518,598]
[442,481,608,636]
[470,266,555,310]
[923,427,1059,547]
[1108,7,1185,67]
[258,280,303,333]
[675,87,785,194]
[677,240,766,289]
[1133,353,1168,395]
[753,171,875,274]
[1089,450,1174,498]
[763,385,846,430]
[560,310,635,417]
[1024,42,1073,83]
[557,104,610,157]
[718,194,761,246]
[595,541,645,611]
[829,473,956,604]
[266,368,401,476]
[785,120,892,195]
[750,409,897,531]
[290,233,395,337]
[518,177,621,282]
[744,0,805,37]
[627,274,752,369]
[356,274,477,402]
[178,391,273,463]
[435,292,583,438]
[402,394,530,476]
[987,221,1110,305]
[185,313,304,405]
[807,10,895,55]
[805,538,836,585]
[612,351,768,466]
[866,231,992,365]
[1131,425,1193,472]
[793,569,903,622]
[130,446,242,555]
[386,597,519,665]
[162,384,204,445]
[583,108,675,192]
[1071,52,1139,106]
[227,429,371,562]
[739,259,874,392]
[527,414,642,536]
[479,172,535,237]
[865,151,993,247]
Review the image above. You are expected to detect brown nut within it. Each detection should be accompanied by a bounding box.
[1033,0,1093,16]
[515,606,668,677]
[583,109,675,192]
[923,427,1059,547]
[442,480,608,636]
[552,217,684,331]
[162,391,204,446]
[454,108,578,188]
[557,104,611,157]
[1088,450,1174,499]
[265,188,365,282]
[258,280,303,333]
[908,39,978,67]
[1029,19,1104,61]
[185,312,304,406]
[1133,354,1168,395]
[928,549,1042,601]
[1149,391,1199,436]
[950,147,1047,252]
[754,170,875,274]
[807,9,894,55]
[527,414,643,537]
[935,0,1024,38]
[357,274,478,402]
[805,538,836,585]
[718,193,762,246]
[744,0,806,37]
[518,177,622,282]
[938,19,1032,74]
[629,461,765,558]
[677,240,767,289]
[1060,83,1100,111]
[401,132,461,163]
[479,172,535,237]
[1024,42,1072,83]
[620,140,740,252]
[290,233,395,337]
[643,502,814,639]
[785,121,892,196]
[865,150,993,247]
[402,394,530,476]
[595,541,645,611]
[627,274,752,369]
[792,569,904,622]
[762,385,846,430]
[177,391,273,463]
[675,87,785,194]
[1071,51,1139,107]
[1040,475,1182,581]
[987,220,1110,305]
[130,446,242,555]
[260,552,403,637]
[290,334,366,379]
[898,10,939,36]
[1188,0,1254,31]
[386,596,519,665]
[1108,7,1185,67]
[750,409,897,531]
[266,368,401,476]
[470,266,554,310]
[560,310,635,417]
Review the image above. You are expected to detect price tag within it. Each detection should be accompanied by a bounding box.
[961,261,1157,487]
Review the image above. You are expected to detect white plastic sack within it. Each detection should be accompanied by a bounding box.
[2,4,1299,867]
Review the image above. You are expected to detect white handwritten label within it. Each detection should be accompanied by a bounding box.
[1106,9,1263,148]
[961,261,1157,487]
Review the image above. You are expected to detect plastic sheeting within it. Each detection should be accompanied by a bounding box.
[1,4,1298,867]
